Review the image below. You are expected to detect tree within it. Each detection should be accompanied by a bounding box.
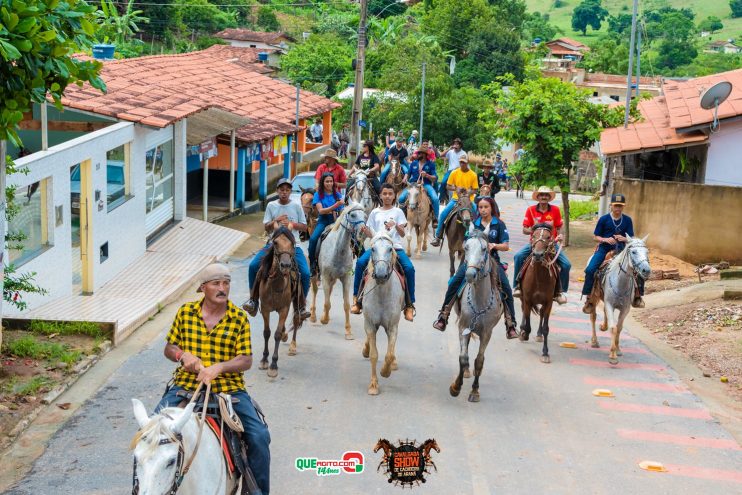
[0,0,105,355]
[657,39,698,69]
[731,0,742,19]
[176,0,236,34]
[256,6,281,32]
[281,34,353,96]
[483,72,624,244]
[571,0,608,36]
[607,13,632,36]
[698,16,723,34]
[454,19,524,87]
[522,12,562,42]
[369,0,407,18]
[95,0,148,46]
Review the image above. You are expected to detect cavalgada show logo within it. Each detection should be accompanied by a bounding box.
[295,451,364,476]
[375,438,440,487]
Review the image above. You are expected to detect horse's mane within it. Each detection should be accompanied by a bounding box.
[129,408,182,456]
[330,203,362,232]
[533,223,553,231]
[371,230,394,244]
[258,226,295,280]
[607,237,645,272]
[467,230,489,243]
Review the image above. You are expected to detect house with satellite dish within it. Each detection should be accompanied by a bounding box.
[598,68,742,264]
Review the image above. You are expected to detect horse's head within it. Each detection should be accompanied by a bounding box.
[300,188,315,210]
[271,227,296,274]
[626,234,651,279]
[464,231,490,283]
[390,159,400,176]
[374,438,391,454]
[370,232,396,282]
[530,223,554,260]
[422,438,440,454]
[407,183,421,210]
[479,184,492,198]
[343,202,367,233]
[131,399,195,495]
[456,194,472,229]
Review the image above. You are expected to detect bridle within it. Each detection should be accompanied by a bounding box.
[371,237,396,281]
[465,235,491,281]
[530,226,558,265]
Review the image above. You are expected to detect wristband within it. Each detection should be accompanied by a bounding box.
[175,349,184,363]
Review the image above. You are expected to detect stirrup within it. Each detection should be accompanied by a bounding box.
[243,299,258,317]
[631,296,645,309]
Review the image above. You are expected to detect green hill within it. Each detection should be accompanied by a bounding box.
[525,0,742,45]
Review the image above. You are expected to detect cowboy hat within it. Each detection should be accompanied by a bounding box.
[532,186,556,201]
[459,153,469,164]
[610,193,626,205]
[321,149,338,160]
[481,159,494,168]
[196,263,231,293]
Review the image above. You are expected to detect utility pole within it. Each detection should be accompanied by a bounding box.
[294,83,300,176]
[623,0,638,128]
[349,0,368,164]
[419,62,426,144]
[635,23,642,99]
[0,139,5,340]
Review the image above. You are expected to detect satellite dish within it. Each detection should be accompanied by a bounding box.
[700,81,733,132]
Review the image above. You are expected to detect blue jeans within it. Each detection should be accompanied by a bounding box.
[442,261,515,325]
[308,217,333,269]
[380,163,391,183]
[156,385,271,494]
[439,170,453,197]
[398,184,440,219]
[435,200,475,239]
[353,248,415,303]
[582,248,645,296]
[249,244,310,297]
[513,244,571,293]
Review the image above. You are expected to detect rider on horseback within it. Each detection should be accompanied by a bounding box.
[309,173,344,276]
[398,148,440,224]
[155,263,271,495]
[351,183,416,321]
[380,136,410,183]
[347,140,382,196]
[512,186,572,305]
[432,197,518,338]
[581,193,645,313]
[314,149,346,191]
[431,154,478,247]
[477,159,500,198]
[245,179,311,319]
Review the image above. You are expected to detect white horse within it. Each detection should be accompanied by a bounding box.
[310,202,367,339]
[449,232,503,403]
[347,169,376,217]
[131,399,237,495]
[589,235,651,364]
[361,233,405,395]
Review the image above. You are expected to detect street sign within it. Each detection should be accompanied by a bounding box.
[359,120,368,129]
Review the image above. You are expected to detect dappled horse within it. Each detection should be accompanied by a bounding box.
[518,224,558,363]
[311,202,367,339]
[361,233,405,395]
[347,169,377,217]
[449,232,503,402]
[384,159,406,198]
[299,187,317,242]
[588,235,651,364]
[442,189,473,276]
[255,227,304,377]
[405,182,432,259]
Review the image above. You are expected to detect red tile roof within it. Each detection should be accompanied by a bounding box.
[200,44,276,74]
[663,69,742,130]
[63,48,339,143]
[547,37,589,51]
[214,29,294,44]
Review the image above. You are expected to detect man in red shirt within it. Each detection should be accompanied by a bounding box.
[512,186,572,304]
[314,149,347,191]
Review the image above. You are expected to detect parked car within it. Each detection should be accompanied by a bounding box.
[289,172,316,205]
[71,161,126,214]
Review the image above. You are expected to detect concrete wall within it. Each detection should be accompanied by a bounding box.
[705,119,742,187]
[614,178,742,264]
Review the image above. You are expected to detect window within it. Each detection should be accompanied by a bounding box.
[610,95,620,102]
[145,140,174,213]
[8,179,50,266]
[106,144,130,212]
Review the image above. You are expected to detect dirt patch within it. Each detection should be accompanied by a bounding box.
[0,330,101,438]
[636,301,742,401]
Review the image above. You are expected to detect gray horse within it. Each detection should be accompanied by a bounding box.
[310,202,367,339]
[347,170,376,218]
[588,235,651,364]
[449,232,503,403]
[360,233,404,395]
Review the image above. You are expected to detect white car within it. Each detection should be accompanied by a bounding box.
[289,172,316,205]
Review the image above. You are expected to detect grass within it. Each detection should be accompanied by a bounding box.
[0,376,52,396]
[28,320,103,339]
[4,335,82,364]
[568,199,599,220]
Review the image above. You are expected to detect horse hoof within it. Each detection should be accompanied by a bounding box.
[259,361,269,370]
[468,392,480,403]
[320,317,329,325]
[267,368,278,378]
[422,245,427,252]
[345,333,354,340]
[380,366,391,378]
[600,324,607,332]
[617,350,623,357]
[368,385,379,396]
[281,331,288,343]
[288,343,297,356]
[591,341,600,349]
[309,314,317,323]
[519,332,529,342]
[449,385,461,397]
[463,368,472,379]
[608,357,619,365]
[391,360,398,371]
[540,355,551,364]
[535,335,543,343]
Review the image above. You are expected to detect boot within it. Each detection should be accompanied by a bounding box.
[582,296,595,314]
[512,283,521,299]
[632,296,645,308]
[554,293,567,305]
[243,299,258,317]
[404,305,415,322]
[430,237,442,248]
[350,296,362,314]
[433,305,451,331]
[299,307,311,320]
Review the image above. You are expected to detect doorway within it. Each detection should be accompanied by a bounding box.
[70,160,93,294]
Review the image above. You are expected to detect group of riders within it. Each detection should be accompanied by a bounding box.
[146,134,647,495]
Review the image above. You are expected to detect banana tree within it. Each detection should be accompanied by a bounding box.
[95,0,148,46]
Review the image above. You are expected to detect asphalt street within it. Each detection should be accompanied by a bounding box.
[4,192,741,494]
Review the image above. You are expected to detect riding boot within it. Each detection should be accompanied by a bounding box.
[404,305,415,322]
[433,302,454,332]
[243,281,261,317]
[554,293,567,305]
[632,285,645,308]
[350,296,362,314]
[431,236,442,248]
[512,282,521,299]
[582,294,595,314]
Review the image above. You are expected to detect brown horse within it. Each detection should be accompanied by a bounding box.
[374,438,393,472]
[519,224,559,363]
[443,190,472,276]
[405,182,432,259]
[513,173,525,199]
[384,159,406,197]
[256,227,304,377]
[478,183,492,199]
[420,439,440,472]
[299,187,317,242]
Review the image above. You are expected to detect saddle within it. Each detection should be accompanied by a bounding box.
[440,204,466,237]
[357,261,411,307]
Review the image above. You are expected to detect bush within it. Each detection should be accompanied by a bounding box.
[569,199,599,220]
[29,320,103,339]
[4,335,82,363]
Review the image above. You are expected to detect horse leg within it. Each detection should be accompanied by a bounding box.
[362,336,370,358]
[540,304,552,364]
[519,302,531,341]
[288,321,298,356]
[342,275,353,340]
[380,324,399,378]
[469,331,492,403]
[422,222,428,252]
[615,308,630,358]
[366,322,380,395]
[309,277,318,323]
[406,229,412,258]
[415,226,422,259]
[321,276,334,325]
[590,306,600,348]
[268,309,288,378]
[600,302,608,332]
[449,249,455,277]
[605,301,620,365]
[260,312,270,370]
[450,333,470,397]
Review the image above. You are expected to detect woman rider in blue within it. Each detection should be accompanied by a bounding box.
[309,172,344,275]
[432,196,518,339]
[397,149,440,225]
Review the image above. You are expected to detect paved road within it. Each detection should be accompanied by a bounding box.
[4,192,741,494]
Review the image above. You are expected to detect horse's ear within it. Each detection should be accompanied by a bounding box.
[172,402,195,435]
[625,233,632,243]
[132,399,150,429]
[642,233,649,242]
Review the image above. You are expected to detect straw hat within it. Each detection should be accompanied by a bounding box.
[531,186,556,201]
[481,159,494,168]
[321,149,338,161]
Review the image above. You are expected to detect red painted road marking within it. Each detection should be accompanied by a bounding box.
[599,401,712,420]
[583,376,689,393]
[618,429,741,450]
[664,464,742,484]
[577,343,648,355]
[550,326,637,341]
[571,358,663,371]
[552,315,596,324]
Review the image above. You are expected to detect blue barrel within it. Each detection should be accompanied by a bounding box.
[258,52,268,62]
[92,44,115,60]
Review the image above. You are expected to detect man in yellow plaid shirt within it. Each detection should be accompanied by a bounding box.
[154,263,271,495]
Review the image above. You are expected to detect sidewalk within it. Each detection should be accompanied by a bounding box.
[20,217,248,344]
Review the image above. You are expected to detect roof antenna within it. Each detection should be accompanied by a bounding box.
[699,81,733,133]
